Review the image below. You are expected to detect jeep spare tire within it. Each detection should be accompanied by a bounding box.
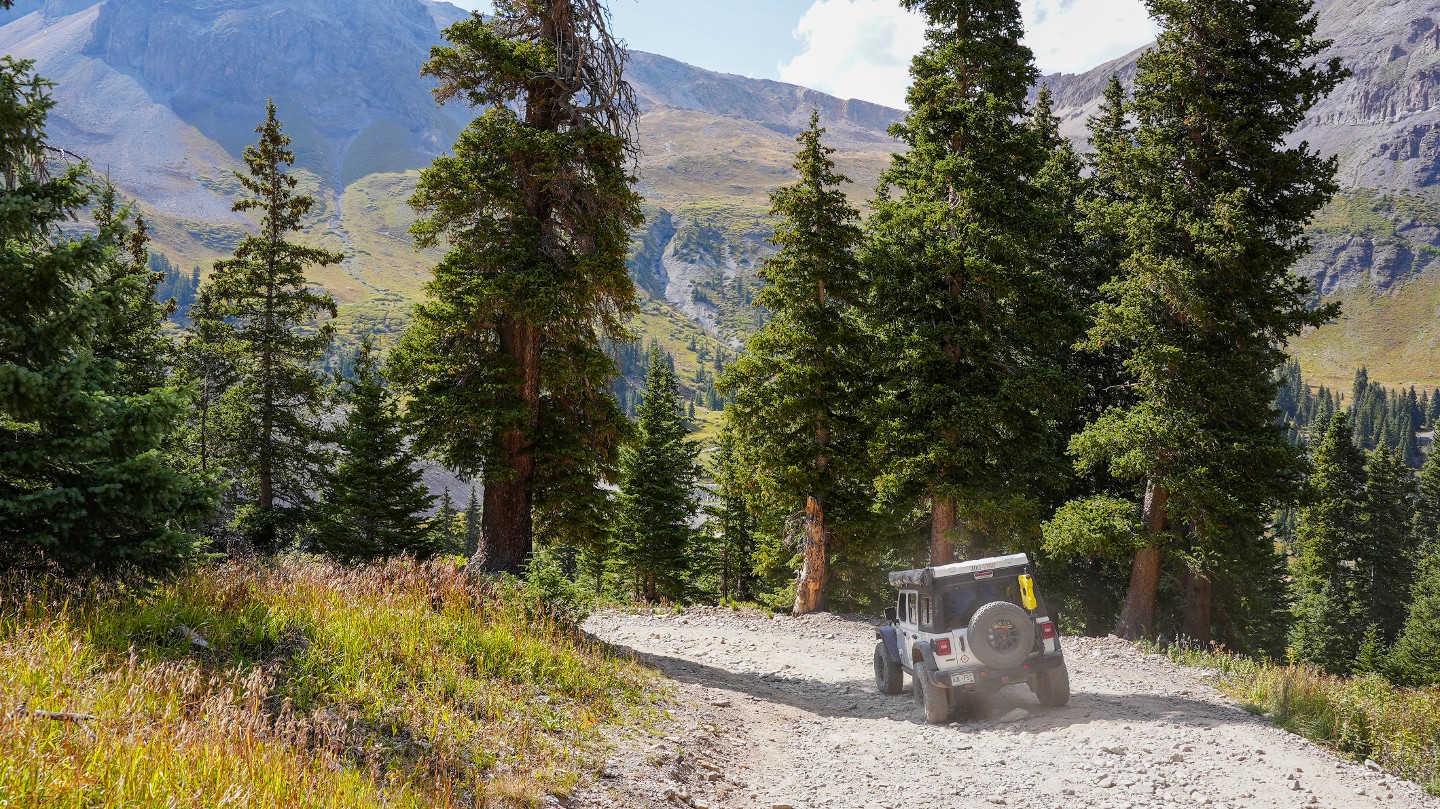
[968,600,1036,669]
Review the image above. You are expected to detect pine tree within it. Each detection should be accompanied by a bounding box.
[173,286,237,478]
[313,338,436,564]
[1293,415,1368,593]
[1292,578,1360,675]
[864,0,1077,566]
[1415,449,1440,551]
[702,430,760,604]
[615,350,700,603]
[1388,538,1440,685]
[1290,415,1367,669]
[1358,447,1416,642]
[431,489,462,555]
[0,56,214,575]
[204,102,340,553]
[91,182,173,396]
[464,485,481,559]
[389,2,640,575]
[1069,0,1345,639]
[721,112,869,614]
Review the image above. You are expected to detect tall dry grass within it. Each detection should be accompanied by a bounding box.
[0,557,658,807]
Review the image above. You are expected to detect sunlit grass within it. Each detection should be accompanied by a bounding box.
[0,558,659,807]
[1159,643,1440,795]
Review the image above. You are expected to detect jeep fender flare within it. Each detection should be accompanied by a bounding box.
[911,639,941,674]
[875,625,902,666]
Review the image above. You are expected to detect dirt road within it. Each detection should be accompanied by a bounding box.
[574,607,1437,809]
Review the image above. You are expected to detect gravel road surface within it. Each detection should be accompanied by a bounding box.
[572,608,1436,809]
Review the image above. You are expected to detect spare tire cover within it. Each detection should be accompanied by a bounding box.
[968,600,1036,669]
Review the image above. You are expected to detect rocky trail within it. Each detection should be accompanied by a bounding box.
[573,608,1438,809]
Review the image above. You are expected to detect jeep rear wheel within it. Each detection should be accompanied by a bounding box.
[1035,662,1071,707]
[874,642,904,695]
[912,665,951,724]
[968,600,1036,669]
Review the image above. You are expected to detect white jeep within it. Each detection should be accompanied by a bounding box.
[873,553,1070,723]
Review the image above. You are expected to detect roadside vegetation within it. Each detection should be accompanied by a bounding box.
[1158,643,1440,796]
[1157,642,1440,794]
[0,558,657,807]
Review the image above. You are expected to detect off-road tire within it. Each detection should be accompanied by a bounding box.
[912,665,951,724]
[1035,662,1071,707]
[874,642,904,695]
[968,600,1036,669]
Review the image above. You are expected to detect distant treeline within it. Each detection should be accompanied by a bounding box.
[1278,360,1439,467]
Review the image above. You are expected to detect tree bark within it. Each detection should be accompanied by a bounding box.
[793,495,829,614]
[1182,567,1212,645]
[478,318,540,575]
[1114,481,1169,639]
[931,495,957,565]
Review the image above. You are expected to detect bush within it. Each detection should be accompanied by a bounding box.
[520,548,595,626]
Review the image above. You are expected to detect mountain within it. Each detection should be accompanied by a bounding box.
[3,0,1436,392]
[0,0,901,383]
[1040,0,1440,387]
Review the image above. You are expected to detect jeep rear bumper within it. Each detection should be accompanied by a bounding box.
[940,652,1065,689]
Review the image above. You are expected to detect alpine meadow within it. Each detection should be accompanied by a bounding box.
[4,0,1440,806]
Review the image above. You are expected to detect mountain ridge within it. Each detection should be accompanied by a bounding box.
[3,0,1438,387]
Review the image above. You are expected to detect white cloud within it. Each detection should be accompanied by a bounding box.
[779,0,1156,109]
[778,0,926,109]
[1020,0,1158,76]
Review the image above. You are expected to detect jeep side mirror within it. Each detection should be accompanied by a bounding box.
[884,607,897,622]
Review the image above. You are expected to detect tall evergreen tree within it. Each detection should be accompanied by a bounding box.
[702,430,760,604]
[464,485,482,559]
[1357,447,1415,643]
[390,2,640,575]
[203,102,340,552]
[1068,0,1345,639]
[0,56,213,575]
[864,0,1076,566]
[1290,414,1367,669]
[1388,536,1440,685]
[1414,448,1440,551]
[313,338,436,564]
[615,350,700,603]
[173,286,237,479]
[1293,415,1368,592]
[91,182,173,396]
[431,489,462,555]
[722,112,869,614]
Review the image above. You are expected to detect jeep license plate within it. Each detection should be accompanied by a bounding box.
[951,672,975,686]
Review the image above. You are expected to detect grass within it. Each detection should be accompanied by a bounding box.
[0,558,660,807]
[1158,644,1440,795]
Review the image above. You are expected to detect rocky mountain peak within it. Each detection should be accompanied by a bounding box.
[74,0,467,183]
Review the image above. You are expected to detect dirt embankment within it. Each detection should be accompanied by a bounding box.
[573,607,1438,809]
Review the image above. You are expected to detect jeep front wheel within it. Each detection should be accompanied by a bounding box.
[1034,662,1071,707]
[912,665,951,724]
[874,642,904,695]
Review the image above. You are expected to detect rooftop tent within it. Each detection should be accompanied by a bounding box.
[887,553,1031,589]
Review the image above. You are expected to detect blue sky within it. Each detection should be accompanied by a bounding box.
[445,1,1157,109]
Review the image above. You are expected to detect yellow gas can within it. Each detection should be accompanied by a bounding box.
[1018,574,1037,611]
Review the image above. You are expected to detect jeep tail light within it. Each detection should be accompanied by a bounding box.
[935,638,952,656]
[1040,621,1057,640]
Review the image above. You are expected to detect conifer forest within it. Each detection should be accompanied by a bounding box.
[5,0,1440,804]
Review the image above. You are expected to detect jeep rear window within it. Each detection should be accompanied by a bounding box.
[940,578,1022,630]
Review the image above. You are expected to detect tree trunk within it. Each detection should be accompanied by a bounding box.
[478,319,540,575]
[1182,568,1212,645]
[793,495,829,614]
[1114,481,1169,639]
[931,495,957,565]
